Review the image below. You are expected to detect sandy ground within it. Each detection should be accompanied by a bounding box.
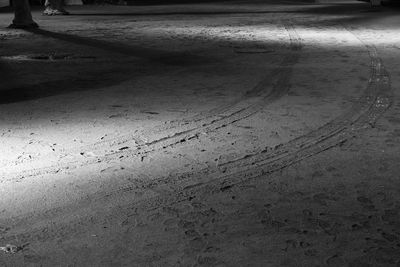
[0,1,400,266]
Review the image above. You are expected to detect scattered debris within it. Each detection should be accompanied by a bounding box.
[80,151,97,157]
[109,114,124,118]
[235,125,253,129]
[220,184,232,192]
[141,111,159,115]
[0,244,27,254]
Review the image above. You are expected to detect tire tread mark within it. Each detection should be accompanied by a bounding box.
[1,24,302,181]
[2,27,393,246]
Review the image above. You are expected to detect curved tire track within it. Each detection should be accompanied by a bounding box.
[0,24,302,180]
[80,26,393,210]
[1,25,393,250]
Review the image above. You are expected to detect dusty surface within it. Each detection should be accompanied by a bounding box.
[0,1,400,266]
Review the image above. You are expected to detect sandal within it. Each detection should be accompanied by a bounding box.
[43,7,70,16]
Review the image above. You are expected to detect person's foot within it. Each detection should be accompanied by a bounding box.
[8,22,39,29]
[53,9,70,15]
[43,6,70,16]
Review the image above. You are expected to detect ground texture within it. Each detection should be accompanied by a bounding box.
[0,1,400,266]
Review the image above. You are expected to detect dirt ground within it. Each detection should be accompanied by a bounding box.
[0,1,400,266]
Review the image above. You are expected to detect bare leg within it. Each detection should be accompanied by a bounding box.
[9,0,39,28]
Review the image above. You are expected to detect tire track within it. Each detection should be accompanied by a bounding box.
[163,30,393,199]
[73,26,393,210]
[220,31,392,173]
[111,31,393,215]
[0,25,393,249]
[0,23,302,180]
